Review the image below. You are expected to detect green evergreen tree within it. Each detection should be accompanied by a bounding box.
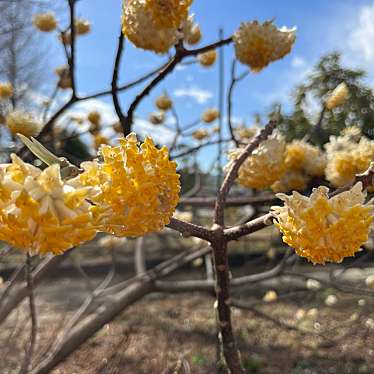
[276,52,374,145]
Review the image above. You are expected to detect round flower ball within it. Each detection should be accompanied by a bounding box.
[122,0,191,54]
[6,111,41,137]
[75,18,91,35]
[272,182,373,264]
[33,12,58,32]
[0,82,13,100]
[325,82,349,110]
[71,133,180,237]
[202,108,219,123]
[155,94,173,111]
[198,50,217,67]
[233,20,296,72]
[183,16,201,45]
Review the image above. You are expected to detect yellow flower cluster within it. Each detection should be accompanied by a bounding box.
[75,18,91,35]
[155,94,173,111]
[33,12,58,32]
[272,140,326,192]
[325,132,374,187]
[198,50,217,67]
[0,155,96,255]
[145,0,192,29]
[183,15,201,45]
[325,82,349,110]
[271,171,310,193]
[0,83,13,100]
[94,134,109,149]
[202,108,219,123]
[233,20,296,72]
[272,182,373,264]
[122,0,191,53]
[6,111,41,137]
[192,128,209,141]
[71,133,180,237]
[228,136,286,189]
[0,133,179,255]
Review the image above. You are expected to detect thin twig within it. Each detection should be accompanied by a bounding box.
[214,119,278,226]
[111,31,127,134]
[19,254,37,374]
[227,59,249,146]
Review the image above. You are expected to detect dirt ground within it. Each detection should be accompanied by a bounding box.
[2,270,374,374]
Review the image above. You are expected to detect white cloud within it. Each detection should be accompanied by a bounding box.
[328,3,374,83]
[347,4,374,64]
[173,86,213,104]
[291,56,307,69]
[133,117,175,145]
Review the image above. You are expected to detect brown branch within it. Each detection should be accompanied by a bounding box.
[0,251,71,325]
[123,54,182,130]
[224,213,273,241]
[83,60,170,101]
[203,119,279,373]
[313,106,326,146]
[184,36,233,56]
[68,0,77,97]
[166,217,214,242]
[0,263,25,311]
[155,256,289,292]
[123,36,234,131]
[210,226,245,374]
[171,138,232,159]
[135,237,146,276]
[111,31,127,134]
[227,59,249,146]
[30,246,213,374]
[214,119,278,226]
[179,194,276,208]
[19,254,37,374]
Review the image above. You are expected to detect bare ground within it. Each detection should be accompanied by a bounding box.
[1,271,374,374]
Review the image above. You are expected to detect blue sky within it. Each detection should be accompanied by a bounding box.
[41,0,374,169]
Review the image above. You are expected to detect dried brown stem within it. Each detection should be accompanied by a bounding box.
[19,254,37,374]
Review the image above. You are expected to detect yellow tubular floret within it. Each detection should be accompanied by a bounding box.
[228,135,286,189]
[122,0,191,53]
[0,155,96,255]
[272,182,373,264]
[6,111,41,137]
[233,20,296,72]
[33,12,58,32]
[0,83,13,99]
[70,133,180,237]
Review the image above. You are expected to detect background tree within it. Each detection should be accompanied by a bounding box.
[0,0,51,108]
[276,53,374,145]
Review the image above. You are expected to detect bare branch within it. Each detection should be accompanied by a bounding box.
[111,30,127,133]
[19,254,37,374]
[214,120,278,226]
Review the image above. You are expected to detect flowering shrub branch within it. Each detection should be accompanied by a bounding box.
[1,1,374,373]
